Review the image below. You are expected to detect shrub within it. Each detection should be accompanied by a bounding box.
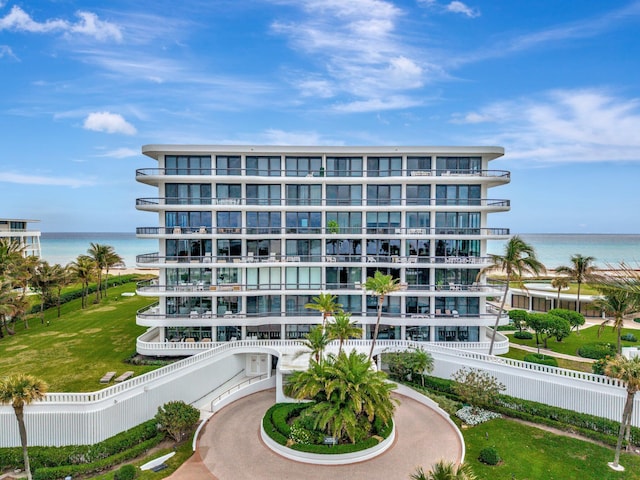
[451,368,505,412]
[578,342,616,360]
[155,401,200,442]
[621,333,637,342]
[524,353,558,367]
[548,308,585,330]
[478,447,501,465]
[508,309,528,331]
[514,331,533,339]
[592,356,612,375]
[114,464,137,480]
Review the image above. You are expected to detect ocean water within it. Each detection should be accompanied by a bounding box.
[488,234,640,269]
[40,232,156,268]
[39,232,639,270]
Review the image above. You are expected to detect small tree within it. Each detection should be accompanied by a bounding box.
[508,309,528,332]
[548,308,585,332]
[155,401,200,443]
[451,368,505,414]
[545,315,571,343]
[384,348,433,386]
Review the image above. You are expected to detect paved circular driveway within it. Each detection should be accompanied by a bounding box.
[183,389,462,480]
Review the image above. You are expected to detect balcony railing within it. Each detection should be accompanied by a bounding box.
[135,252,498,265]
[136,168,510,179]
[135,226,510,236]
[136,197,510,208]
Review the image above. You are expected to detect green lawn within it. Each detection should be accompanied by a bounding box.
[508,325,638,358]
[463,417,640,480]
[500,345,593,373]
[0,281,159,392]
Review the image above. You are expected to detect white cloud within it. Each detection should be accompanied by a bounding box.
[446,1,480,18]
[333,95,422,113]
[0,6,121,41]
[0,172,95,188]
[83,112,137,135]
[0,44,17,59]
[96,147,139,158]
[458,89,640,163]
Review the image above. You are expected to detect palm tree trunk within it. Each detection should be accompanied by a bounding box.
[368,295,384,362]
[617,322,622,355]
[576,282,582,314]
[613,391,634,467]
[14,407,33,480]
[488,281,509,355]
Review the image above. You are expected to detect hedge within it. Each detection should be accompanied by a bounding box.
[577,342,616,360]
[523,353,558,367]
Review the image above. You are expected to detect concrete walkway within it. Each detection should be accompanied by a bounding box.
[168,389,462,480]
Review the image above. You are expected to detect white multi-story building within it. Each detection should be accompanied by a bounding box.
[135,145,510,356]
[0,218,41,258]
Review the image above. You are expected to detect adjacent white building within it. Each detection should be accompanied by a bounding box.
[135,145,511,356]
[0,218,41,258]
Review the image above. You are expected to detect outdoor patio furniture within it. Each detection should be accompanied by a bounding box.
[114,371,134,383]
[99,371,116,383]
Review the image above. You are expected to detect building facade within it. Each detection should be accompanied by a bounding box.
[135,145,510,355]
[0,218,41,258]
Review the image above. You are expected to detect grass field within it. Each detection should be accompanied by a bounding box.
[0,280,159,392]
[508,324,638,358]
[499,345,594,372]
[463,417,640,480]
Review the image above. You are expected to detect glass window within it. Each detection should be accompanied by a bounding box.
[406,212,430,230]
[326,157,363,177]
[247,295,281,315]
[246,268,281,290]
[246,212,281,234]
[367,185,401,206]
[435,239,480,258]
[406,185,430,205]
[326,267,361,288]
[216,184,242,202]
[216,212,241,233]
[216,239,242,259]
[247,239,281,258]
[406,296,430,314]
[286,295,315,315]
[286,212,321,233]
[406,239,430,257]
[165,211,212,229]
[326,185,362,206]
[405,268,430,289]
[367,157,401,177]
[165,155,211,175]
[436,156,481,174]
[286,239,321,261]
[436,185,481,206]
[435,212,480,235]
[286,184,321,205]
[286,324,312,339]
[285,267,322,289]
[285,156,322,177]
[246,156,281,176]
[166,184,211,205]
[407,156,431,174]
[216,155,241,175]
[246,184,281,205]
[366,212,400,234]
[366,239,400,257]
[434,296,479,315]
[336,295,362,314]
[326,212,362,235]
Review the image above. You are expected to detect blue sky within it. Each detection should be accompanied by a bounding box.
[1,0,639,233]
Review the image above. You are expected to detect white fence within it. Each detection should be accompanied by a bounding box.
[0,338,636,447]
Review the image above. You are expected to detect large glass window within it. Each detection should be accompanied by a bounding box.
[436,185,481,206]
[405,268,430,289]
[367,157,401,177]
[435,239,480,258]
[286,324,312,339]
[366,295,400,315]
[246,156,281,176]
[326,212,362,235]
[166,184,211,205]
[247,239,281,259]
[216,212,241,233]
[367,185,401,206]
[436,326,478,342]
[285,295,315,315]
[165,211,212,230]
[166,268,212,287]
[216,267,239,284]
[165,326,212,342]
[215,155,241,175]
[285,267,322,289]
[406,239,430,257]
[216,184,242,206]
[216,239,242,259]
[326,185,362,206]
[406,212,430,230]
[246,267,281,290]
[247,295,281,314]
[166,297,213,316]
[406,185,430,205]
[326,239,361,259]
[246,184,281,205]
[434,297,479,316]
[285,156,322,177]
[435,212,480,235]
[286,184,321,205]
[326,157,363,177]
[166,239,212,261]
[246,211,281,234]
[165,155,211,175]
[365,324,400,339]
[336,295,362,314]
[366,212,400,234]
[286,239,321,261]
[407,156,431,175]
[406,296,430,314]
[436,156,481,174]
[366,239,400,257]
[286,212,321,233]
[217,296,241,315]
[326,267,361,288]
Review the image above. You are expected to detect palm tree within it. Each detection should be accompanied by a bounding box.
[411,460,477,480]
[102,247,124,299]
[31,260,56,325]
[87,243,112,301]
[326,311,362,355]
[285,351,397,443]
[0,238,25,276]
[298,325,331,363]
[595,288,639,355]
[556,254,596,314]
[69,255,95,309]
[0,277,17,338]
[0,374,49,480]
[551,275,570,305]
[364,271,402,362]
[481,236,545,355]
[50,263,70,318]
[604,355,640,471]
[304,293,342,330]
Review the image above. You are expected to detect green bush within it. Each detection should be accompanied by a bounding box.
[114,464,137,480]
[622,333,638,342]
[514,331,533,339]
[478,447,501,465]
[523,353,558,367]
[548,308,585,330]
[592,356,611,375]
[577,342,616,360]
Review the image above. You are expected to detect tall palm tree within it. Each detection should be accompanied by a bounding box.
[51,263,70,318]
[556,254,596,314]
[481,236,545,355]
[551,275,570,305]
[87,243,111,301]
[327,311,362,355]
[304,293,342,330]
[102,247,124,299]
[285,351,396,443]
[0,374,49,480]
[0,238,25,276]
[364,271,402,361]
[604,355,640,471]
[0,277,17,338]
[31,260,56,325]
[411,461,477,480]
[595,288,639,355]
[69,255,95,309]
[298,325,331,363]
